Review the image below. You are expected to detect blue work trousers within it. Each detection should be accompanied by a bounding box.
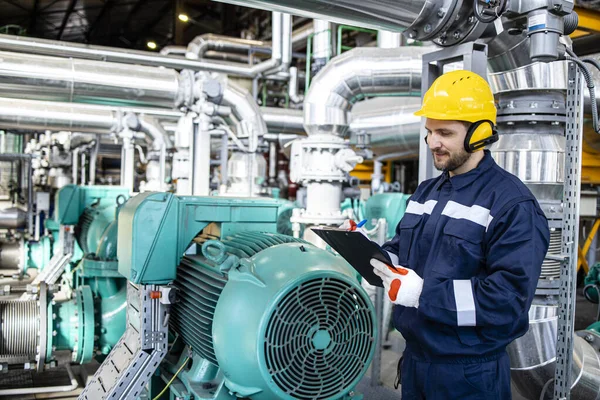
[400,350,512,400]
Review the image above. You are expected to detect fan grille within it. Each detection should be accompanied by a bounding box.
[263,276,374,399]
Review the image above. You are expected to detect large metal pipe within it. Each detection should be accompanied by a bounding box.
[509,305,600,399]
[220,78,268,138]
[350,101,421,158]
[292,23,314,50]
[0,33,286,77]
[0,240,22,272]
[212,0,428,32]
[261,101,422,158]
[0,51,181,108]
[262,107,305,134]
[186,33,269,60]
[303,46,424,136]
[0,96,185,134]
[0,208,26,229]
[0,97,121,133]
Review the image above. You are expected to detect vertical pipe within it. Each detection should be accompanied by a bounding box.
[121,137,135,193]
[312,19,331,77]
[89,138,99,185]
[72,148,79,186]
[158,145,166,191]
[377,31,402,48]
[400,164,406,192]
[372,160,383,194]
[80,152,86,185]
[372,218,387,387]
[27,159,33,234]
[192,115,211,196]
[220,134,228,187]
[269,142,277,185]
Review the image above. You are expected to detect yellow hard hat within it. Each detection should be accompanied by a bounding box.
[415,70,496,123]
[416,70,498,152]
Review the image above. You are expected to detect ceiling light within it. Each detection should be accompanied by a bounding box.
[178,14,189,22]
[147,41,157,50]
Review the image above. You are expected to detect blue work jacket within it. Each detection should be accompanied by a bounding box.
[382,150,550,362]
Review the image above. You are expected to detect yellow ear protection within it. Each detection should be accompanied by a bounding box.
[423,120,499,153]
[465,120,498,152]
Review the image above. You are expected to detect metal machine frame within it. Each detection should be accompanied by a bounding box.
[553,61,584,400]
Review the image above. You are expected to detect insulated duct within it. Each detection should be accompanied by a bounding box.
[303,46,424,137]
[0,208,26,229]
[0,32,288,77]
[508,305,600,400]
[212,0,428,32]
[186,33,269,60]
[220,78,269,138]
[0,97,121,133]
[0,51,181,108]
[213,0,488,46]
[261,107,305,134]
[261,101,423,157]
[292,23,314,50]
[349,101,421,158]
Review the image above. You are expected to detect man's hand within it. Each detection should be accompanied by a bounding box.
[371,259,423,308]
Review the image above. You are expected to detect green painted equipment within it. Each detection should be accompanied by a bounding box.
[0,185,129,369]
[168,237,375,400]
[108,193,376,400]
[364,193,410,239]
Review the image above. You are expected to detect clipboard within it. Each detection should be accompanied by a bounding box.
[311,227,393,287]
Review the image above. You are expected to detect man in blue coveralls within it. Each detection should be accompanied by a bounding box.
[371,70,550,399]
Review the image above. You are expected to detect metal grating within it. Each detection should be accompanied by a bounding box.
[263,276,374,400]
[171,232,305,366]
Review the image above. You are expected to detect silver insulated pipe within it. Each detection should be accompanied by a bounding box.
[0,51,181,108]
[508,306,600,399]
[211,0,428,32]
[303,46,424,137]
[0,208,26,229]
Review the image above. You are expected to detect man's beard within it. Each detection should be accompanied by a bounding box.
[432,149,471,172]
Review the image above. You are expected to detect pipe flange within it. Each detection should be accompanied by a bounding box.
[176,70,196,109]
[405,0,459,41]
[433,2,488,47]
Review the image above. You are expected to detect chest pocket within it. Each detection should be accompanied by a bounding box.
[396,213,423,266]
[432,220,485,279]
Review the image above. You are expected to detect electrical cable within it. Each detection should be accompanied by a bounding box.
[539,378,554,400]
[151,356,190,400]
[565,48,600,134]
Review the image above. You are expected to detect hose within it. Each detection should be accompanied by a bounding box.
[563,12,579,36]
[565,48,600,134]
[583,284,600,303]
[152,356,190,400]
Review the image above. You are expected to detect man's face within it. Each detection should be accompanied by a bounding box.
[425,118,471,172]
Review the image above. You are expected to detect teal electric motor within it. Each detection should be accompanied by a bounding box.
[107,194,376,400]
[171,235,376,400]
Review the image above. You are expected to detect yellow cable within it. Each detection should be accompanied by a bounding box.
[152,356,190,400]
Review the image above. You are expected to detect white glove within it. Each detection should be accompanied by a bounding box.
[371,259,423,308]
[338,219,368,238]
